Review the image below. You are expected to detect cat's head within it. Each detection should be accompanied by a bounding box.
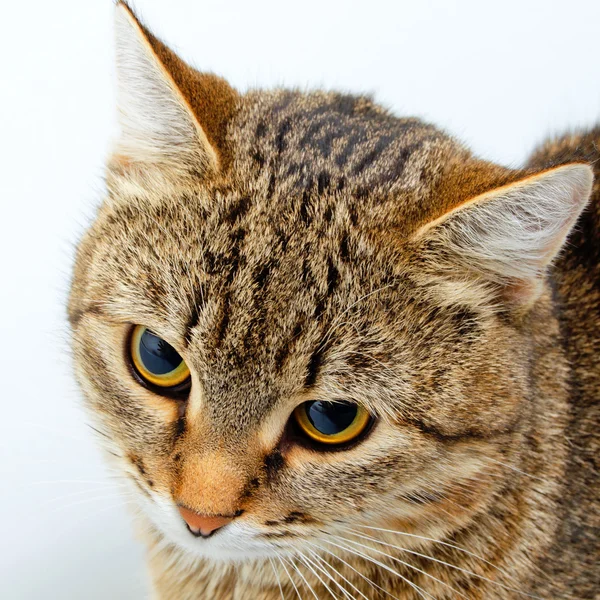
[69,2,593,562]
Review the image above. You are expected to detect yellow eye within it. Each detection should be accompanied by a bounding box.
[293,401,372,445]
[130,325,190,389]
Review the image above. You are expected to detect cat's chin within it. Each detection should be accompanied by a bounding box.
[136,492,287,563]
[169,531,283,564]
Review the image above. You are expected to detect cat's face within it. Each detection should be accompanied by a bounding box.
[68,3,592,563]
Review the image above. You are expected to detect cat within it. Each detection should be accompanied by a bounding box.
[68,2,599,598]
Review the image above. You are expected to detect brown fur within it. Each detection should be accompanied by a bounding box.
[526,130,600,598]
[68,3,599,598]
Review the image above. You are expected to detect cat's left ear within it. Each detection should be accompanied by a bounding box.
[411,164,594,304]
[111,2,237,182]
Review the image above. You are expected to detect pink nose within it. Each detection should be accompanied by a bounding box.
[178,506,233,538]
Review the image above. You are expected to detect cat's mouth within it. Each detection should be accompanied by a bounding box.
[137,490,291,561]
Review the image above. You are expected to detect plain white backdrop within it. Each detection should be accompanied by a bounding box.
[1,0,599,598]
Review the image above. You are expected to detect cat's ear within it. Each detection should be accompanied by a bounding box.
[111,2,237,182]
[412,164,594,304]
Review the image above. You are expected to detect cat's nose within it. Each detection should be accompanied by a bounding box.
[178,506,233,538]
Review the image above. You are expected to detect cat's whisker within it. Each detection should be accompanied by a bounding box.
[0,450,124,466]
[302,550,357,600]
[1,457,93,469]
[284,557,319,600]
[353,524,516,582]
[308,544,372,600]
[320,537,435,600]
[411,497,458,522]
[473,469,554,501]
[306,549,357,600]
[46,490,137,515]
[338,526,531,596]
[41,484,128,507]
[333,532,467,600]
[333,532,543,600]
[268,556,286,600]
[25,478,124,488]
[336,534,460,599]
[278,556,303,600]
[296,550,342,599]
[305,540,394,600]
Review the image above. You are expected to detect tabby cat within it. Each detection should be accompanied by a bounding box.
[68,2,599,598]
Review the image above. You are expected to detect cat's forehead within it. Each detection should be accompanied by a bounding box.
[94,168,405,363]
[93,90,460,311]
[230,90,457,222]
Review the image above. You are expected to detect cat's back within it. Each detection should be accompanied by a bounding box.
[529,128,600,386]
[528,128,600,597]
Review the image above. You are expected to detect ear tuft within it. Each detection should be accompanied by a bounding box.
[112,2,218,175]
[413,164,593,302]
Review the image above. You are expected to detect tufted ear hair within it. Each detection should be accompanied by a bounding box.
[411,164,594,304]
[111,2,237,185]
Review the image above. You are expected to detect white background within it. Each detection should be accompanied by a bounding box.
[1,1,599,598]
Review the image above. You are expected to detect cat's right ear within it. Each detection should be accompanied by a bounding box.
[110,2,237,186]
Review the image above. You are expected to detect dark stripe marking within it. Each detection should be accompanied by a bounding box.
[276,118,292,154]
[224,196,251,225]
[339,234,350,261]
[317,171,331,194]
[174,416,186,440]
[264,451,285,481]
[326,258,339,297]
[304,346,325,387]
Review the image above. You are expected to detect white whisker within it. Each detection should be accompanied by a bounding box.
[306,540,394,600]
[46,490,136,515]
[340,527,538,598]
[296,550,341,599]
[41,484,127,507]
[26,479,122,487]
[269,556,286,600]
[303,550,356,600]
[334,530,541,600]
[285,557,319,600]
[354,524,517,583]
[333,533,469,600]
[279,556,302,600]
[321,537,435,600]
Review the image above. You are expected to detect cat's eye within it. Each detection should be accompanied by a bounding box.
[129,325,191,390]
[293,401,371,445]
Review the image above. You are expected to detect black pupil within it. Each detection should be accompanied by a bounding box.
[305,401,358,435]
[139,329,183,375]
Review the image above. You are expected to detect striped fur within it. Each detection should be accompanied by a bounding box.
[68,3,599,598]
